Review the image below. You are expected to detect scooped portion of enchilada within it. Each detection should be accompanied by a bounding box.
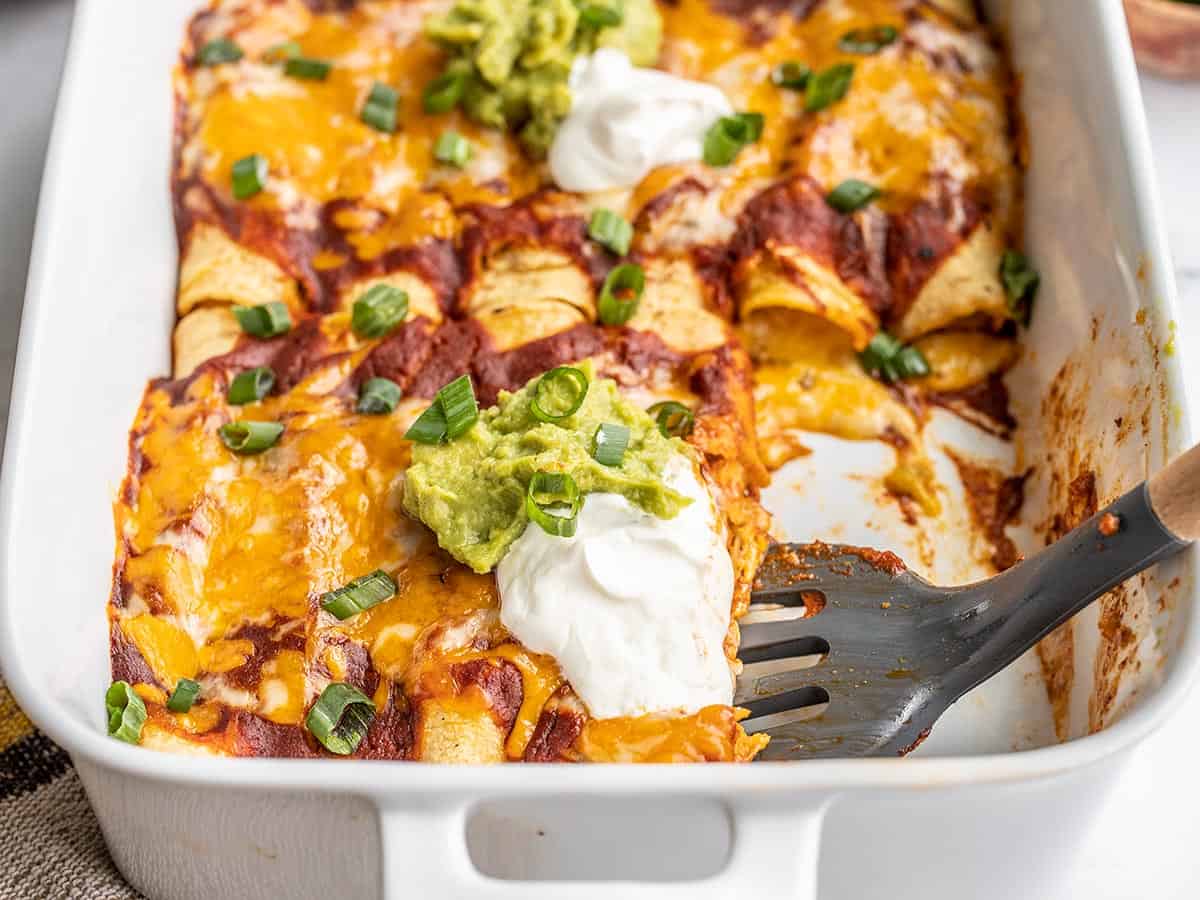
[106,0,1034,761]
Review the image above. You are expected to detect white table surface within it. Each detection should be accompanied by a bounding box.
[0,3,1197,897]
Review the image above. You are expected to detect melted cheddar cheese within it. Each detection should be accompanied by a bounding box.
[112,0,1026,763]
[182,2,537,253]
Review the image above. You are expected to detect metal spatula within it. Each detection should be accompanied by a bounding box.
[738,444,1200,761]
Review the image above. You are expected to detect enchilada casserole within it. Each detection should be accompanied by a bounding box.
[105,0,1035,762]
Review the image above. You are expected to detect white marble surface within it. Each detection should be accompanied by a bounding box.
[0,3,1197,897]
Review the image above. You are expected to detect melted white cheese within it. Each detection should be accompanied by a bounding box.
[548,49,732,193]
[497,456,735,719]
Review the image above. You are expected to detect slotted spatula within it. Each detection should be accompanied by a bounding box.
[738,443,1200,760]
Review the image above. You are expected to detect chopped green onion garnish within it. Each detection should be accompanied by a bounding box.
[197,38,243,66]
[859,331,930,382]
[231,153,268,199]
[284,56,332,81]
[434,131,472,168]
[597,263,645,326]
[262,41,300,63]
[736,112,765,142]
[422,71,466,113]
[578,4,622,28]
[361,82,399,133]
[647,401,695,439]
[704,122,743,167]
[320,570,397,620]
[227,366,276,405]
[772,61,812,90]
[805,63,855,112]
[703,112,765,167]
[826,179,881,213]
[838,25,900,55]
[105,681,146,745]
[531,367,589,423]
[893,346,931,379]
[438,374,478,439]
[588,208,633,256]
[999,249,1039,327]
[860,331,902,375]
[352,284,409,338]
[526,471,583,538]
[403,375,476,444]
[404,400,448,444]
[356,377,402,415]
[218,420,284,454]
[306,682,375,755]
[592,423,630,467]
[233,301,292,338]
[166,678,201,713]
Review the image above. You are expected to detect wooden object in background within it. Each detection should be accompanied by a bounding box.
[1125,0,1200,79]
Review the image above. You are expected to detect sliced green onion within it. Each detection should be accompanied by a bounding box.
[166,678,201,713]
[999,249,1039,327]
[892,346,931,380]
[356,377,402,415]
[805,63,855,113]
[703,122,743,167]
[579,4,622,28]
[366,82,399,110]
[197,38,243,66]
[422,71,466,113]
[588,208,633,256]
[403,374,476,445]
[284,56,332,81]
[262,41,300,63]
[233,301,292,338]
[361,82,399,133]
[859,331,902,378]
[592,423,630,467]
[437,374,478,439]
[320,570,397,620]
[526,471,582,538]
[231,153,268,199]
[218,420,284,454]
[838,25,900,55]
[227,366,275,405]
[736,112,765,142]
[647,401,695,438]
[826,179,881,213]
[352,284,409,338]
[105,681,146,745]
[858,331,930,382]
[703,112,765,167]
[404,400,448,444]
[305,682,375,755]
[531,367,589,423]
[598,263,645,326]
[772,61,812,90]
[434,130,472,168]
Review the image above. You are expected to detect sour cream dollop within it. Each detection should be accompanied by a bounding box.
[497,455,735,719]
[548,48,733,193]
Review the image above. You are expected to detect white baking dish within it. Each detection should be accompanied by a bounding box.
[0,1,1194,897]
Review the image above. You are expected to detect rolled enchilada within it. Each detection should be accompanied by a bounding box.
[108,0,1030,762]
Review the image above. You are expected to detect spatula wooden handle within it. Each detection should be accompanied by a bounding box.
[1149,442,1200,541]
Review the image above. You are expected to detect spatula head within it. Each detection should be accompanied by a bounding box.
[740,543,956,761]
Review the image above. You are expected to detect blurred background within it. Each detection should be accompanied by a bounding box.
[0,0,1196,897]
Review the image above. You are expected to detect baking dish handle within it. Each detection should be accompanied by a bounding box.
[377,795,830,899]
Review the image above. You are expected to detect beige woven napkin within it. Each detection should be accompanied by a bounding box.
[0,681,139,899]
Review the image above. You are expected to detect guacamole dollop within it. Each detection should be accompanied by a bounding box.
[403,362,691,573]
[425,0,663,156]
